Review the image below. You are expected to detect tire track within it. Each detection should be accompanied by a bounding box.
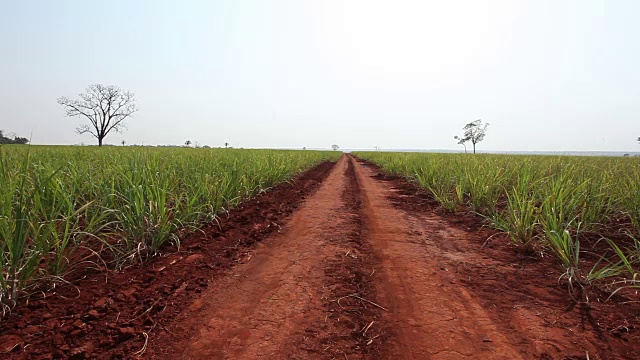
[149,155,382,359]
[149,153,630,359]
[352,155,524,360]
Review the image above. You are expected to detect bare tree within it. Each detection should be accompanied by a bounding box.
[454,119,489,154]
[331,144,339,151]
[57,84,138,146]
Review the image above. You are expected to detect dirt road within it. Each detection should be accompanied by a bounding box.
[2,154,635,359]
[149,154,379,359]
[148,154,629,359]
[355,161,525,359]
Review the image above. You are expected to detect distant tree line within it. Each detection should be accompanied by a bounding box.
[0,130,29,145]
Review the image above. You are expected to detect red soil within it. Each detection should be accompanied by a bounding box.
[0,161,335,359]
[148,153,382,359]
[359,157,640,359]
[1,154,639,359]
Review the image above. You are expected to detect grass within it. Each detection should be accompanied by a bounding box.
[0,145,339,311]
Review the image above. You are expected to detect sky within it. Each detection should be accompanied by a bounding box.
[1,0,639,151]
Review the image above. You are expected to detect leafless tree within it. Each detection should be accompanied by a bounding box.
[454,119,489,154]
[57,84,138,146]
[331,144,339,151]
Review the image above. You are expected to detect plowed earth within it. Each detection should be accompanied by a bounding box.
[2,154,639,359]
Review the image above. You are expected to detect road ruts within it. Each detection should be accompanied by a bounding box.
[149,155,378,359]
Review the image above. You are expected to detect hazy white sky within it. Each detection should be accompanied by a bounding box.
[1,0,639,151]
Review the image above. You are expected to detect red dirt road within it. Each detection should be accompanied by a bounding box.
[147,154,639,359]
[2,154,638,359]
[356,161,524,359]
[149,154,377,359]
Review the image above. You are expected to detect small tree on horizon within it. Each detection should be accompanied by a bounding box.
[331,144,339,151]
[455,119,489,154]
[57,84,138,147]
[453,136,467,153]
[184,140,192,147]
